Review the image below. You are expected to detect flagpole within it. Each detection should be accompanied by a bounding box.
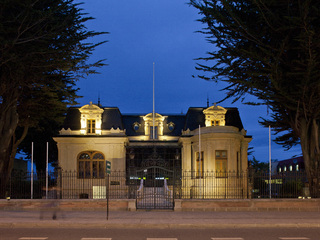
[46,142,49,199]
[153,62,155,140]
[199,124,201,198]
[31,142,34,199]
[269,126,272,199]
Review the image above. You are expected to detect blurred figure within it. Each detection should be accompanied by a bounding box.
[39,186,60,220]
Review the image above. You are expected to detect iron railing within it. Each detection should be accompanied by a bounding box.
[1,169,313,199]
[179,171,248,199]
[250,170,309,198]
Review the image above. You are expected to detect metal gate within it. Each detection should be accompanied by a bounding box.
[136,167,174,210]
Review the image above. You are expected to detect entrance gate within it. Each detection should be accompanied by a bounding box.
[136,167,174,210]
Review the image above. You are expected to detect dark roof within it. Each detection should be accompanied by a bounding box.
[184,107,244,131]
[225,108,244,130]
[101,108,123,130]
[122,115,145,136]
[184,108,205,131]
[164,115,186,136]
[122,114,186,137]
[61,105,245,136]
[277,156,304,167]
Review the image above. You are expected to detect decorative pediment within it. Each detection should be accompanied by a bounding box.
[203,104,227,127]
[79,102,104,135]
[143,113,165,123]
[79,101,104,117]
[142,113,166,137]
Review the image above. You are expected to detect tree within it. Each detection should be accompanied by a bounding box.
[249,157,269,172]
[16,118,61,173]
[190,0,320,196]
[0,0,107,196]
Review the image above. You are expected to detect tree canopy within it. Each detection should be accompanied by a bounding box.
[0,0,107,195]
[190,0,320,196]
[249,157,269,172]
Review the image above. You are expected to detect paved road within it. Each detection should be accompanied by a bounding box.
[0,227,319,240]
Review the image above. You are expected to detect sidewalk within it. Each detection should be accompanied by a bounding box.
[0,210,319,229]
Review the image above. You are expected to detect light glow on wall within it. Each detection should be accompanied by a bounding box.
[79,102,103,135]
[203,104,227,127]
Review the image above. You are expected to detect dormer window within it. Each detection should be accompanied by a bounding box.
[212,120,220,126]
[79,102,103,135]
[203,104,227,127]
[143,113,165,140]
[87,119,96,134]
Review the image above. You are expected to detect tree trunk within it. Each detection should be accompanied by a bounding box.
[299,118,320,198]
[0,102,19,198]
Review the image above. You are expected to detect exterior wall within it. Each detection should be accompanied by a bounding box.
[53,137,128,171]
[53,137,128,199]
[180,126,250,172]
[179,138,192,171]
[179,126,251,199]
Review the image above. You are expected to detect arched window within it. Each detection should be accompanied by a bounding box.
[78,151,105,179]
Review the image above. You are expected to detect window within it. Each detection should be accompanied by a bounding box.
[150,126,158,139]
[168,122,175,132]
[236,151,241,176]
[289,165,293,171]
[296,164,299,171]
[87,119,96,134]
[78,151,105,179]
[212,120,220,126]
[132,122,140,131]
[196,151,204,178]
[215,150,227,177]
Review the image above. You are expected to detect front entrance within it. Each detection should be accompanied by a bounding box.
[136,166,174,210]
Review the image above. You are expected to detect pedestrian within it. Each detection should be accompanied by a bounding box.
[39,186,60,220]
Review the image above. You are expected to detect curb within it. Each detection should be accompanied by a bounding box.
[1,222,320,229]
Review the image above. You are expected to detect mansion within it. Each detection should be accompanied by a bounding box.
[54,102,252,199]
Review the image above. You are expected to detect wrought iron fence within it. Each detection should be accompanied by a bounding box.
[1,170,58,199]
[0,169,312,199]
[60,171,129,199]
[179,171,249,199]
[250,170,310,198]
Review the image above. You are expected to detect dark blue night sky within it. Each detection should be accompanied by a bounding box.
[74,0,301,163]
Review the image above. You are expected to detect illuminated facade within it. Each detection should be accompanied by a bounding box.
[54,102,252,198]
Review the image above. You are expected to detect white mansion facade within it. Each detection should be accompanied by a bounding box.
[54,102,252,199]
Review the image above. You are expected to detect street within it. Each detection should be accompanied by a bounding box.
[0,227,319,240]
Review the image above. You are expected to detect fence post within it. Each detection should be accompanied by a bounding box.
[247,167,253,199]
[56,167,62,199]
[106,173,110,220]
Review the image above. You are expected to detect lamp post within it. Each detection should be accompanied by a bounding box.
[128,148,135,199]
[174,149,181,198]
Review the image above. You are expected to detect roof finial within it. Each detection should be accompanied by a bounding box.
[98,92,101,107]
[207,94,209,108]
